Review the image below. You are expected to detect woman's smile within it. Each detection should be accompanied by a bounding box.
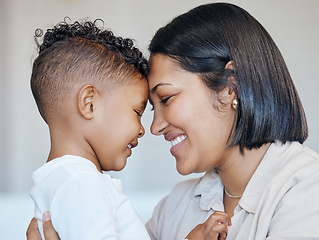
[149,54,237,175]
[170,134,187,147]
[165,134,188,156]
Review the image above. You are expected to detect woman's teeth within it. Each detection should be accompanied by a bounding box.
[170,135,187,147]
[128,144,133,149]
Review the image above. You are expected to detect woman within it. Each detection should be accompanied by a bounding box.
[27,3,319,240]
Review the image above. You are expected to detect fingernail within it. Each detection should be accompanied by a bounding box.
[42,211,51,222]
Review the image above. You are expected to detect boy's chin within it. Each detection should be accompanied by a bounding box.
[112,160,127,172]
[100,159,127,172]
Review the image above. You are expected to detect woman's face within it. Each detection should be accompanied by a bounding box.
[148,54,236,175]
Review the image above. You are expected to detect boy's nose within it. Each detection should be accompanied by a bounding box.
[138,124,145,138]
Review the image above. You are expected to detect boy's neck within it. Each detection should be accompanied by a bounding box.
[48,125,103,173]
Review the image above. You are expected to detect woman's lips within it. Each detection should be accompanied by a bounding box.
[170,134,187,147]
[167,134,188,156]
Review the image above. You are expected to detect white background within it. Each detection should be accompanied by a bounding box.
[0,0,318,239]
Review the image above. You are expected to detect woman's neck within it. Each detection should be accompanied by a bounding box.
[217,143,271,198]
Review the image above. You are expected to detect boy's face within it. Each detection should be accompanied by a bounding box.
[91,78,148,171]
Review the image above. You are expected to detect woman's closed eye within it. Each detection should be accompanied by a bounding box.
[149,96,174,111]
[150,95,174,111]
[160,96,173,104]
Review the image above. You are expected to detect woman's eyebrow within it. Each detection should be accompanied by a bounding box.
[150,83,172,94]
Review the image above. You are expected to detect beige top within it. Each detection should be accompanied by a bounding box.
[146,141,319,240]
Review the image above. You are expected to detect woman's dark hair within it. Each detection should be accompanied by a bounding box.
[149,3,308,152]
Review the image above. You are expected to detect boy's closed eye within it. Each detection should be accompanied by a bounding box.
[134,101,147,116]
[135,110,143,117]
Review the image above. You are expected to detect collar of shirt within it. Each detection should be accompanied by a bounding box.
[193,169,224,212]
[102,173,123,192]
[192,141,299,215]
[240,141,302,214]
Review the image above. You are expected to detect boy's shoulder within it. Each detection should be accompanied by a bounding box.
[31,155,101,188]
[30,155,123,204]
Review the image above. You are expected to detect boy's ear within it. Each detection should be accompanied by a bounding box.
[78,84,97,120]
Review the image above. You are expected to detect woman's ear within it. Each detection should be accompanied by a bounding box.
[225,60,234,70]
[218,61,239,109]
[225,60,239,98]
[78,84,97,120]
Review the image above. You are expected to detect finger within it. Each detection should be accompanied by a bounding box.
[213,211,231,223]
[208,211,231,226]
[202,218,228,237]
[42,211,60,240]
[205,213,230,238]
[26,218,41,240]
[218,231,227,240]
[211,223,228,240]
[211,222,228,233]
[205,212,231,231]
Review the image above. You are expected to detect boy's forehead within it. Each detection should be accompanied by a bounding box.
[110,78,149,104]
[106,72,148,86]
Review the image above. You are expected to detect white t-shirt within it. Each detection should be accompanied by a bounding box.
[30,155,150,240]
[146,141,319,240]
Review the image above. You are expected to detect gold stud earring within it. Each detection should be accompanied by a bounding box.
[232,98,238,110]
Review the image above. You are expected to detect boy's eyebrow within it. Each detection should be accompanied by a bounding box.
[150,83,172,93]
[148,97,154,106]
[142,101,147,109]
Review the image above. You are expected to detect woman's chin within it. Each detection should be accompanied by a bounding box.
[176,163,194,176]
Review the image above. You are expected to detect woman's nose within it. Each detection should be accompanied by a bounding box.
[150,110,168,136]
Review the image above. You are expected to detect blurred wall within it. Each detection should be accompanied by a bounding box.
[0,0,318,217]
[0,0,8,191]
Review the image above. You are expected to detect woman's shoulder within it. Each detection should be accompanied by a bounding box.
[250,141,319,203]
[276,141,319,173]
[264,141,319,172]
[252,141,319,193]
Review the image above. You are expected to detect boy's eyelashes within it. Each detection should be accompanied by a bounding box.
[135,110,143,117]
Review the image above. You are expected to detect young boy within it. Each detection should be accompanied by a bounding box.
[29,19,150,239]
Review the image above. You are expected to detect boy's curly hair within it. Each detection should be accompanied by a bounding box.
[31,19,148,122]
[36,19,148,76]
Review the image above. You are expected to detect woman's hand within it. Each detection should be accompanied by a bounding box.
[185,211,231,240]
[26,212,60,240]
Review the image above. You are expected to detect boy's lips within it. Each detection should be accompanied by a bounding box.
[128,142,138,149]
[127,142,137,158]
